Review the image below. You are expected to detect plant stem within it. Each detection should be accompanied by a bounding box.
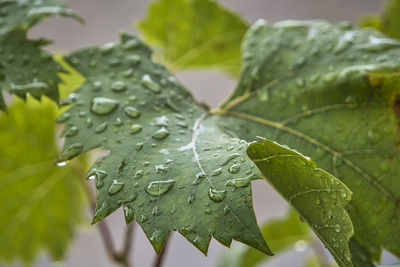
[69,160,135,267]
[152,237,170,267]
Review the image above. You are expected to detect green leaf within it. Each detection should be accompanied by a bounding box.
[218,20,400,264]
[57,33,270,255]
[0,0,82,110]
[0,97,85,264]
[217,209,311,267]
[137,0,248,76]
[247,139,353,267]
[359,0,400,40]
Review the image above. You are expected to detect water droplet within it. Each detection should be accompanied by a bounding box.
[323,72,337,83]
[152,206,161,216]
[136,142,143,150]
[140,214,148,223]
[334,224,341,233]
[111,81,126,92]
[124,39,140,50]
[316,199,320,205]
[152,127,169,140]
[86,117,93,128]
[95,122,108,133]
[193,172,206,185]
[155,165,168,173]
[205,208,211,215]
[99,42,116,54]
[220,153,241,166]
[57,112,70,123]
[228,164,241,173]
[134,170,144,179]
[91,97,119,115]
[143,161,150,167]
[123,69,134,77]
[208,188,226,202]
[225,174,258,188]
[58,143,83,161]
[130,124,142,134]
[145,179,175,196]
[141,74,161,93]
[258,89,268,101]
[128,55,141,65]
[188,194,195,204]
[65,126,79,137]
[181,224,195,234]
[121,191,137,203]
[114,117,123,126]
[223,205,230,215]
[155,115,169,127]
[210,168,222,177]
[124,106,141,118]
[331,191,337,199]
[108,180,125,195]
[57,161,67,167]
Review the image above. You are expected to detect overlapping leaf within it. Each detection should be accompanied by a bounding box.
[247,140,353,266]
[138,0,248,76]
[218,20,400,263]
[57,33,270,255]
[0,0,81,110]
[0,97,84,264]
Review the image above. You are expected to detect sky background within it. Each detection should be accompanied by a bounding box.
[27,1,389,267]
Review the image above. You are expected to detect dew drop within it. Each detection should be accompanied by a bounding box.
[228,164,241,174]
[136,142,143,150]
[193,172,206,185]
[108,180,124,195]
[140,214,148,223]
[152,127,169,140]
[121,191,137,203]
[58,143,83,161]
[155,165,168,173]
[145,179,175,196]
[141,74,161,93]
[208,188,226,202]
[57,161,67,167]
[134,170,144,179]
[124,39,140,50]
[181,224,195,234]
[210,168,222,177]
[220,153,241,166]
[223,205,230,215]
[114,117,123,126]
[86,117,93,128]
[111,81,126,92]
[95,122,108,133]
[57,112,70,123]
[155,115,169,127]
[188,194,195,204]
[152,206,161,216]
[124,106,141,118]
[65,126,79,137]
[130,124,142,134]
[334,224,341,233]
[91,97,119,115]
[205,208,211,215]
[128,55,141,65]
[323,72,337,83]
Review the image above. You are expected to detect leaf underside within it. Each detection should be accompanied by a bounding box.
[0,0,81,110]
[138,0,248,76]
[0,98,84,264]
[58,33,270,255]
[218,20,400,264]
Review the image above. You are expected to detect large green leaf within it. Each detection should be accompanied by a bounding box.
[57,33,270,255]
[0,0,82,110]
[137,0,248,76]
[247,140,353,267]
[0,97,85,264]
[217,209,311,267]
[217,20,400,263]
[359,0,400,40]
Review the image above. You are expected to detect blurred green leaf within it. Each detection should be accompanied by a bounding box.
[0,0,82,111]
[0,97,85,264]
[218,20,400,264]
[359,0,400,40]
[247,139,353,267]
[138,0,248,76]
[217,209,311,267]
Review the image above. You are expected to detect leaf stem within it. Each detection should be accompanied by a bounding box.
[152,237,170,267]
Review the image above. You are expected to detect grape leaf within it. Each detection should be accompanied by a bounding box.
[218,20,400,263]
[247,139,353,267]
[217,209,311,267]
[0,97,84,264]
[137,0,248,76]
[0,0,82,110]
[359,0,400,40]
[57,33,270,255]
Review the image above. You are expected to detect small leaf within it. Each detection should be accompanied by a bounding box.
[0,0,82,111]
[218,20,400,263]
[217,209,311,267]
[57,33,270,255]
[247,139,353,267]
[0,97,85,264]
[138,0,248,76]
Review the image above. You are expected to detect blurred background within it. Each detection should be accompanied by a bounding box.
[27,1,389,266]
